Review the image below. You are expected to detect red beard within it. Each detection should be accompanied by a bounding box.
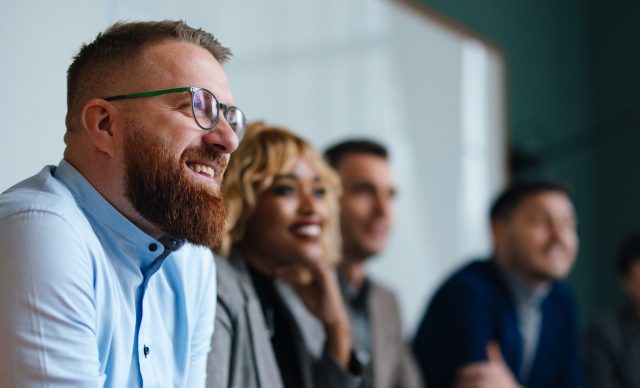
[124,128,227,249]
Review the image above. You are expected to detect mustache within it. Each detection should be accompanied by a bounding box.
[181,146,228,170]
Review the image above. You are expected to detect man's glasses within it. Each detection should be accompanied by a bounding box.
[105,87,246,141]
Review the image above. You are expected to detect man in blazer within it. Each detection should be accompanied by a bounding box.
[413,180,584,388]
[325,140,425,388]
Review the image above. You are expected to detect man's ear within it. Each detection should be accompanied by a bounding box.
[491,219,508,255]
[81,98,119,158]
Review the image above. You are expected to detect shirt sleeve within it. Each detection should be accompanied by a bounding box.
[186,255,217,388]
[0,210,102,386]
[312,348,364,388]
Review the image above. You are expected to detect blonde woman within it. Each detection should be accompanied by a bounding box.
[206,122,362,388]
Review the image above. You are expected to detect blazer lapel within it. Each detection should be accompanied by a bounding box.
[368,283,394,388]
[277,282,325,388]
[229,252,284,388]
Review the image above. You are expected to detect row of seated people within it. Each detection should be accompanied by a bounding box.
[1,20,636,388]
[210,121,640,388]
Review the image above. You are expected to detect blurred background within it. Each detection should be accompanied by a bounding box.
[1,0,636,333]
[417,0,640,331]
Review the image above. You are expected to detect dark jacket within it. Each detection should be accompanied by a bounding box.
[584,303,640,388]
[412,259,583,388]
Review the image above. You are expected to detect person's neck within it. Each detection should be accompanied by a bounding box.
[236,244,275,278]
[63,155,165,239]
[338,258,367,291]
[494,254,550,293]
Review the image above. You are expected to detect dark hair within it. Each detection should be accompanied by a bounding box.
[324,139,388,169]
[66,20,231,131]
[489,180,573,223]
[616,233,640,277]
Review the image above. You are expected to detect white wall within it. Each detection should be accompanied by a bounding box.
[0,0,506,334]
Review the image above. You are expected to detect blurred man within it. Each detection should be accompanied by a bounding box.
[0,20,244,386]
[325,139,424,388]
[584,232,640,388]
[413,180,583,388]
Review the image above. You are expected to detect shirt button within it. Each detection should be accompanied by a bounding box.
[148,243,158,252]
[144,345,150,358]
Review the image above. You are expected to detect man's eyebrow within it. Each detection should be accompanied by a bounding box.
[350,181,376,190]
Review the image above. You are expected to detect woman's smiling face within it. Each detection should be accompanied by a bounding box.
[241,155,330,266]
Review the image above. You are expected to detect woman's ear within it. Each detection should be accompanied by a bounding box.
[81,98,119,158]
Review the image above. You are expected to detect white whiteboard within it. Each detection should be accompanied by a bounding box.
[0,0,506,334]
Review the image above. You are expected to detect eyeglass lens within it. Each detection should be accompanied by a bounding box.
[192,90,215,129]
[192,88,245,140]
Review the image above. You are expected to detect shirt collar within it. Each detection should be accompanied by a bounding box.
[496,261,551,308]
[338,273,370,307]
[54,159,183,269]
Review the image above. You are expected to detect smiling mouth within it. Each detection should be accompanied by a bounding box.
[292,224,322,238]
[546,246,568,260]
[187,162,215,179]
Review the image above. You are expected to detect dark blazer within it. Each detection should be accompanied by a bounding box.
[583,303,640,388]
[206,251,362,388]
[345,279,424,388]
[412,259,583,388]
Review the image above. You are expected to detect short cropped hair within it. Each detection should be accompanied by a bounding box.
[218,122,342,265]
[490,180,573,223]
[66,20,231,131]
[616,233,640,277]
[324,139,388,169]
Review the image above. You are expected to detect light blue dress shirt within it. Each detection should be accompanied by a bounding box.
[0,160,217,387]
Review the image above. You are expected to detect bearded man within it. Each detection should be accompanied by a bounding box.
[0,20,244,387]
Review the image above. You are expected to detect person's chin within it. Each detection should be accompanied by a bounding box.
[363,240,386,256]
[540,257,573,276]
[537,266,570,281]
[297,246,323,263]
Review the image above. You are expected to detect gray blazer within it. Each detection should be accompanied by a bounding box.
[363,280,425,388]
[206,251,362,388]
[583,303,640,388]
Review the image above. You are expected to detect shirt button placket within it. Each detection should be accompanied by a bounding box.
[139,251,157,388]
[139,288,155,386]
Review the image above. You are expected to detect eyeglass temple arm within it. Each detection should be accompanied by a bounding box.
[104,87,191,101]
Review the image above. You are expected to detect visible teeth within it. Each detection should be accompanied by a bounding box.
[295,225,321,237]
[191,163,215,177]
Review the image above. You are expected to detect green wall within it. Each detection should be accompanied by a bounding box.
[415,0,639,325]
[591,1,640,314]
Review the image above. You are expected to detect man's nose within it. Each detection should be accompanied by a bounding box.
[374,193,392,217]
[202,115,239,154]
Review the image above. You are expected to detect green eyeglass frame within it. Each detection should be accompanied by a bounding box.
[104,86,245,140]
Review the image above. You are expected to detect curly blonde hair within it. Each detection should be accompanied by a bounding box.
[217,122,342,265]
